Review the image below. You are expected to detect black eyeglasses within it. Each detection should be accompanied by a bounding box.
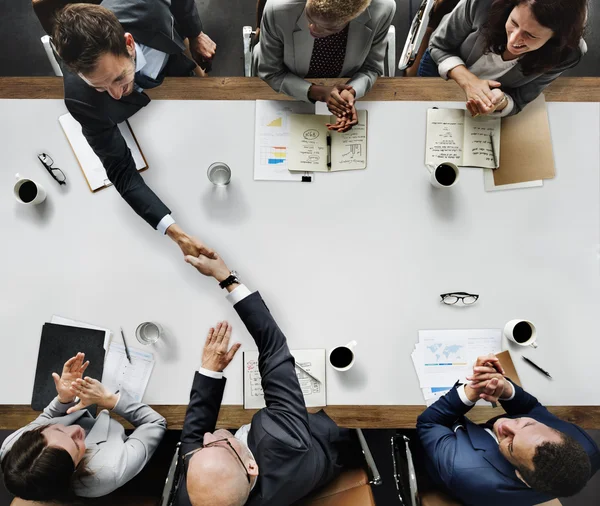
[38,153,66,185]
[440,292,479,305]
[183,438,251,483]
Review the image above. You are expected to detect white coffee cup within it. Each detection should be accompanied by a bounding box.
[14,173,46,205]
[428,162,460,188]
[328,340,357,371]
[504,319,538,348]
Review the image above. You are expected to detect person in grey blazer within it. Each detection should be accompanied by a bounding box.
[0,353,166,502]
[257,0,395,132]
[419,0,587,117]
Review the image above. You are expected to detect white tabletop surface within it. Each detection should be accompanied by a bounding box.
[1,99,599,407]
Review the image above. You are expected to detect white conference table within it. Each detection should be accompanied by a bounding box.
[1,88,599,425]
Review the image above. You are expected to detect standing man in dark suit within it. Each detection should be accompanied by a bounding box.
[52,2,217,257]
[173,251,358,506]
[417,354,600,506]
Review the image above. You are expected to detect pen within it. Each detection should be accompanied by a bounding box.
[295,363,320,384]
[120,327,132,364]
[490,134,499,169]
[522,356,552,379]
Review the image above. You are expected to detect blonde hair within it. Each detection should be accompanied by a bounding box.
[307,0,372,22]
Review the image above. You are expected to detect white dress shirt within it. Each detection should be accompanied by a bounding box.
[438,52,519,117]
[457,380,516,444]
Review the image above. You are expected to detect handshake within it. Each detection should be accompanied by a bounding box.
[464,353,514,404]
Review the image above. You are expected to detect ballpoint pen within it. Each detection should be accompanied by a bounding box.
[490,134,499,169]
[522,356,552,379]
[120,327,132,364]
[295,363,320,384]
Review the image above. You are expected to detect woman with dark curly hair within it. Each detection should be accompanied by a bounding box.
[418,0,587,117]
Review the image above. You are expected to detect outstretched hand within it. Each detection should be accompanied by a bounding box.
[201,321,241,372]
[52,352,89,404]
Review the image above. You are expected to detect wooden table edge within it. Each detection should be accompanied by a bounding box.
[1,405,599,430]
[0,77,599,101]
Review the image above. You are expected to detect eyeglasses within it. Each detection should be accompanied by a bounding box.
[182,438,251,483]
[38,153,66,185]
[440,292,479,305]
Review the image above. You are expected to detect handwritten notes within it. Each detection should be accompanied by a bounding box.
[243,349,327,409]
[426,109,500,169]
[288,111,368,172]
[330,109,368,171]
[289,114,329,171]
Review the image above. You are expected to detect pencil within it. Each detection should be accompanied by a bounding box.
[120,327,132,364]
[490,134,499,169]
[522,356,552,379]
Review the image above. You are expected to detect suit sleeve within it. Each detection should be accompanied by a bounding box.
[110,390,167,488]
[416,387,474,486]
[346,0,396,98]
[179,372,227,454]
[0,397,78,462]
[499,382,543,415]
[257,2,313,102]
[234,292,311,445]
[65,98,172,230]
[170,0,203,38]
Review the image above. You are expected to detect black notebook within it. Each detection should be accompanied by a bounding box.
[31,323,106,412]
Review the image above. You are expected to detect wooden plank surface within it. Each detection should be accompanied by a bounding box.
[0,77,599,102]
[1,404,599,430]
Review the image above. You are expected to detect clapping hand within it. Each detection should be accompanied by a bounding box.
[201,321,241,372]
[67,377,118,414]
[52,353,90,404]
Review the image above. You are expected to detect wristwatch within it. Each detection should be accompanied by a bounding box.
[219,270,240,289]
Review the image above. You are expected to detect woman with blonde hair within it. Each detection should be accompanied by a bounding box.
[256,0,396,131]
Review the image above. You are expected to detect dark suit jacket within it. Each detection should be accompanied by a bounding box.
[417,383,600,506]
[62,0,202,229]
[175,292,347,506]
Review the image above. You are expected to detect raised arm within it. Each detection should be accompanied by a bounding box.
[346,0,396,98]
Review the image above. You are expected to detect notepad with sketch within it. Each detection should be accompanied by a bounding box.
[59,113,148,192]
[426,108,501,169]
[288,110,368,172]
[243,349,327,409]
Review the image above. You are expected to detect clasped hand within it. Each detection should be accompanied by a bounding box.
[463,77,506,117]
[188,32,217,71]
[465,353,513,403]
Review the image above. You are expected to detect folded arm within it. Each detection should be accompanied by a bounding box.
[346,2,396,98]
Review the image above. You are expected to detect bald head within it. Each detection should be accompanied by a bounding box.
[187,446,251,506]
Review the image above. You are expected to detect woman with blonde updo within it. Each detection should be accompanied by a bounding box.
[256,0,396,131]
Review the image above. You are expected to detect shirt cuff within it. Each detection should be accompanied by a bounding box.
[458,384,476,406]
[110,392,122,411]
[438,56,466,80]
[491,94,515,117]
[502,379,516,401]
[226,284,253,305]
[198,367,224,379]
[157,214,175,235]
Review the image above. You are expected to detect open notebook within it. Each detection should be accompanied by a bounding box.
[243,349,326,409]
[59,113,148,192]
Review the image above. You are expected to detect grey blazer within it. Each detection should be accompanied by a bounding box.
[0,391,167,498]
[429,0,586,115]
[256,0,396,102]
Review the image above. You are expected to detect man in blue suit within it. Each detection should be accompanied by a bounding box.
[417,354,599,506]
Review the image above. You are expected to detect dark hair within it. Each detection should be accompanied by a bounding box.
[1,426,91,503]
[52,4,129,74]
[517,432,591,497]
[482,0,587,75]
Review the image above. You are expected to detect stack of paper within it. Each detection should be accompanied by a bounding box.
[411,329,502,405]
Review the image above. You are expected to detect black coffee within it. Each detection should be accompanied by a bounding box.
[435,164,457,186]
[330,347,353,368]
[513,321,532,343]
[18,181,38,203]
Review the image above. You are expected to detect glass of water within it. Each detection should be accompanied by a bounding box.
[207,162,231,186]
[135,322,163,345]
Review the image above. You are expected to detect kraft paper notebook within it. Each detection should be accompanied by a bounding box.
[426,108,501,169]
[59,112,148,192]
[243,349,326,409]
[496,349,522,387]
[288,110,368,172]
[32,323,106,412]
[492,94,555,186]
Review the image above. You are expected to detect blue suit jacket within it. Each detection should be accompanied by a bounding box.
[417,384,600,506]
